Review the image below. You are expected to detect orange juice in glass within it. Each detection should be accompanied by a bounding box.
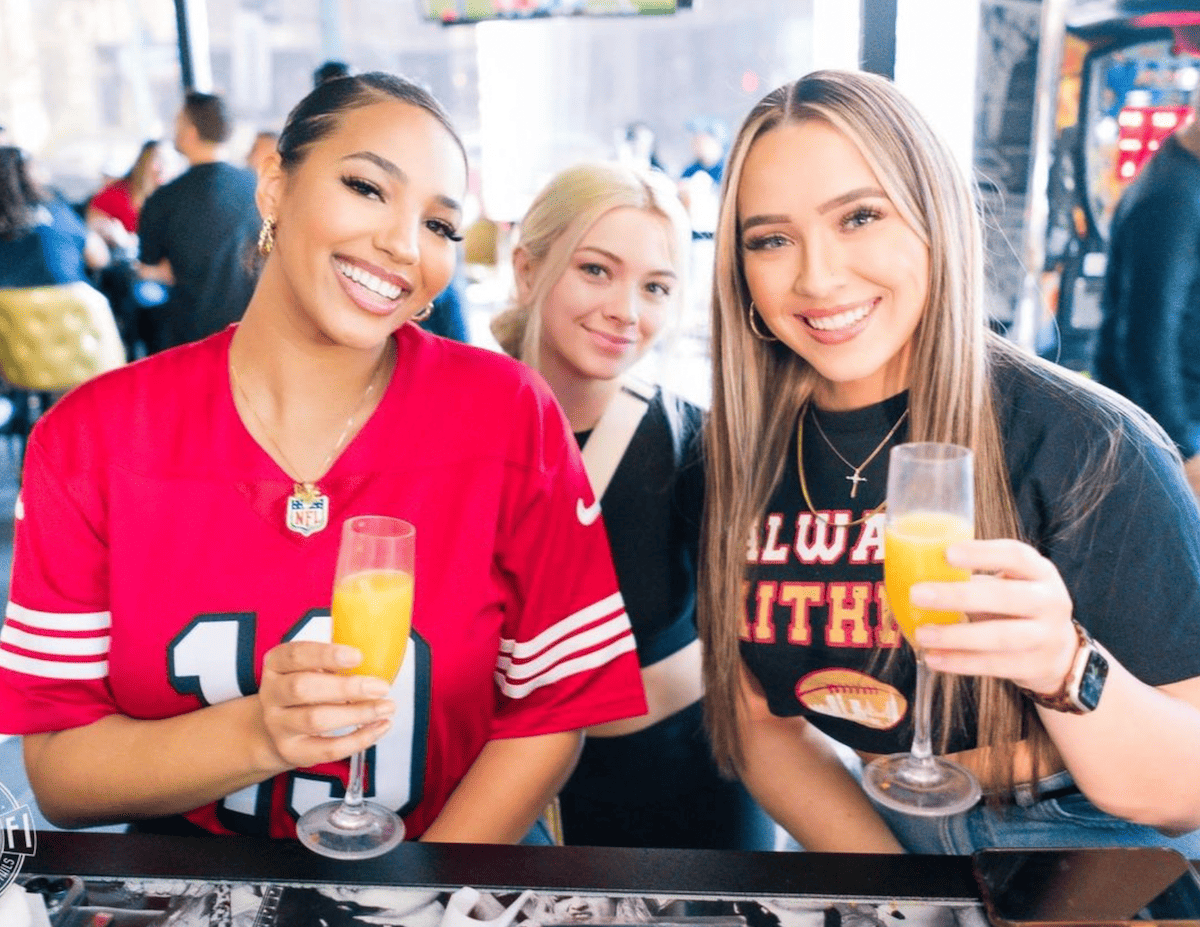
[297,515,415,860]
[885,510,973,646]
[863,443,981,817]
[332,568,414,682]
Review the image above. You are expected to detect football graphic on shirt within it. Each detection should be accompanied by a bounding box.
[795,668,906,730]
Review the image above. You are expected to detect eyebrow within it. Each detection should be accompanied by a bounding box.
[342,151,463,215]
[740,186,888,232]
[577,246,678,279]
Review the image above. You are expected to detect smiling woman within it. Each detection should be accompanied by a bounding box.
[491,163,775,851]
[737,120,929,411]
[0,73,648,845]
[698,68,1200,857]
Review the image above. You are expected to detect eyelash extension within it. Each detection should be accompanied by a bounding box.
[742,234,783,252]
[430,220,464,242]
[843,205,884,228]
[341,174,382,199]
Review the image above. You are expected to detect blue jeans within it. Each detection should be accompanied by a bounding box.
[871,769,1200,856]
[520,815,556,845]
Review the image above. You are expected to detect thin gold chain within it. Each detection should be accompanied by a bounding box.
[797,404,908,527]
[230,349,390,489]
[808,406,909,499]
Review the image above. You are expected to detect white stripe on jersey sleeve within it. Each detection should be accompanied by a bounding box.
[496,613,632,681]
[498,592,625,657]
[1,602,112,680]
[494,633,637,700]
[6,602,111,632]
[495,593,636,699]
[2,624,110,656]
[0,650,109,680]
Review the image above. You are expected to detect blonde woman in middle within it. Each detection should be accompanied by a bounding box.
[493,162,773,849]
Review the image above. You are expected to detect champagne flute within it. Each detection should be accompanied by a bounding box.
[296,515,415,858]
[861,443,982,816]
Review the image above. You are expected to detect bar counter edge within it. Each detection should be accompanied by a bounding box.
[23,831,981,903]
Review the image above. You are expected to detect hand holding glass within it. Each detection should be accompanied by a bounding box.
[862,443,982,816]
[296,515,415,858]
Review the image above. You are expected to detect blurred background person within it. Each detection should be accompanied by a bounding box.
[421,264,470,343]
[136,90,260,354]
[0,145,109,288]
[245,130,279,178]
[679,116,726,186]
[616,120,666,174]
[85,139,170,357]
[85,139,165,254]
[1094,85,1200,503]
[677,116,726,244]
[492,162,773,850]
[313,59,352,86]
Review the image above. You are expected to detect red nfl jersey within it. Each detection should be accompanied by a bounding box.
[0,325,646,838]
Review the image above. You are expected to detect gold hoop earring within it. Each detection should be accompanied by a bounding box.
[411,302,434,323]
[257,216,277,256]
[747,301,777,342]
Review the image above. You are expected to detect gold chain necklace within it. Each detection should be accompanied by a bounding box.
[798,404,908,527]
[230,348,391,536]
[809,406,909,499]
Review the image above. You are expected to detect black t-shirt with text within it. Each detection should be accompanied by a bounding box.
[740,358,1200,756]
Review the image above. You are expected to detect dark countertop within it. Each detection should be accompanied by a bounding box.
[23,831,981,901]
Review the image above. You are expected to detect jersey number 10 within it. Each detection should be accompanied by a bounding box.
[168,610,430,836]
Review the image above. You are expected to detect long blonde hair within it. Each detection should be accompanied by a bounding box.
[126,140,163,213]
[700,69,1162,794]
[491,162,691,367]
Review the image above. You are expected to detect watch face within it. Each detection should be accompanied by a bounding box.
[1076,648,1109,711]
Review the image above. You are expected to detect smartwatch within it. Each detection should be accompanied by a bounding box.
[1021,620,1109,714]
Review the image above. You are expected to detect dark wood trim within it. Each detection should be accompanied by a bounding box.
[23,832,981,901]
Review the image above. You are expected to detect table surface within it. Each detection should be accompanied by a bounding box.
[23,831,982,902]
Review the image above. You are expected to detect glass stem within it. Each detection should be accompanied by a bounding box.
[345,749,366,810]
[911,653,935,765]
[329,749,369,830]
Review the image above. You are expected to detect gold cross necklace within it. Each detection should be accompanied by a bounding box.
[808,406,909,499]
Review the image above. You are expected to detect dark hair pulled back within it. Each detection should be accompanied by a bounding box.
[276,72,466,173]
[0,146,45,240]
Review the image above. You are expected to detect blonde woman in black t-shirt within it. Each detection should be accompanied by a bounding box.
[493,162,773,849]
[699,69,1200,854]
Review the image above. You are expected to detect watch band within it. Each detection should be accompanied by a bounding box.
[1020,620,1106,714]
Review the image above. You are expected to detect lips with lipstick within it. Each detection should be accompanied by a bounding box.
[334,257,412,312]
[790,297,881,347]
[586,327,637,355]
[804,298,878,332]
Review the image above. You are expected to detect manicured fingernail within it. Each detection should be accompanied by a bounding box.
[362,679,390,698]
[944,544,967,566]
[375,700,395,718]
[335,646,361,666]
[910,584,936,606]
[914,626,940,648]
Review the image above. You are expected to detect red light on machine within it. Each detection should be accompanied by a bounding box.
[1114,104,1191,182]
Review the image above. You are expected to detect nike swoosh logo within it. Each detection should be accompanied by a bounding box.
[576,497,602,526]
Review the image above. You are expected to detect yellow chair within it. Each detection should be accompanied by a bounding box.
[0,282,125,460]
[0,282,125,392]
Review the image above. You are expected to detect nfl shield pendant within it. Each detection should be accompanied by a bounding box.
[286,482,329,537]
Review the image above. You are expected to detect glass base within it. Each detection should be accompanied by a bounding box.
[861,752,982,817]
[296,799,405,860]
